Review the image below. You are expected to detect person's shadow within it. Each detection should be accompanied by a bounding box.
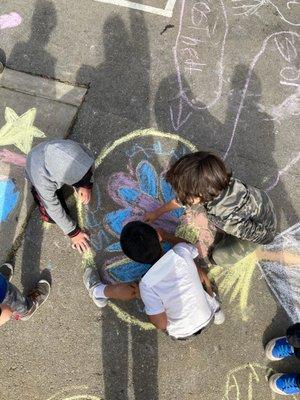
[5,0,57,291]
[75,9,158,400]
[155,65,298,231]
[155,65,299,354]
[7,0,57,80]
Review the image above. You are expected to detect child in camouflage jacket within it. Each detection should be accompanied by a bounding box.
[144,151,277,267]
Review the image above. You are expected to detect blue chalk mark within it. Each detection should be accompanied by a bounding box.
[136,161,158,198]
[104,208,132,235]
[106,242,122,252]
[0,179,19,223]
[118,187,140,204]
[171,208,185,218]
[109,259,152,282]
[160,178,175,203]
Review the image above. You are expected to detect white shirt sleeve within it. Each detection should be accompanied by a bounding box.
[139,282,165,315]
[172,243,198,260]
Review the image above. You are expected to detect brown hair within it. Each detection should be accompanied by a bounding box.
[165,151,231,205]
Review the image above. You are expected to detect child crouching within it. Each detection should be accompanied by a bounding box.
[120,221,224,340]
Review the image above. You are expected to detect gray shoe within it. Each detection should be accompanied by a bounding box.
[21,279,50,321]
[83,267,107,308]
[0,263,14,282]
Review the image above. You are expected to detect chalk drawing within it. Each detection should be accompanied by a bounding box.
[224,31,300,159]
[0,12,22,30]
[232,0,300,26]
[222,363,297,400]
[79,129,196,330]
[172,0,228,115]
[0,178,20,223]
[0,149,26,167]
[258,223,300,323]
[79,129,300,326]
[210,223,300,322]
[92,0,177,17]
[0,107,45,154]
[266,152,300,191]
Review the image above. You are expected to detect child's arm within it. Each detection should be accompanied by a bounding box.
[0,304,13,326]
[144,199,181,223]
[156,228,187,245]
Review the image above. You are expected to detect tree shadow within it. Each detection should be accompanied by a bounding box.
[76,8,158,400]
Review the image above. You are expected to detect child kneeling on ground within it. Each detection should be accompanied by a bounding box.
[145,151,277,267]
[120,221,224,340]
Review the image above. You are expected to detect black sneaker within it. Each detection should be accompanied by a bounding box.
[21,280,50,321]
[0,263,14,282]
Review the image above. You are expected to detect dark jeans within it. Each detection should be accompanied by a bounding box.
[287,323,300,360]
[31,186,70,223]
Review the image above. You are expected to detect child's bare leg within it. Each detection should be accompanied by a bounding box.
[197,267,214,296]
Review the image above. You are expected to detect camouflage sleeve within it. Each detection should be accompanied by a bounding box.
[222,217,271,243]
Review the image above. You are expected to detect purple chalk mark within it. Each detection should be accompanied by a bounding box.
[172,0,228,112]
[0,12,22,30]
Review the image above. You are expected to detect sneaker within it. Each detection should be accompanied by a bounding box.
[83,267,107,308]
[0,263,14,282]
[269,373,300,395]
[21,280,50,321]
[213,308,225,325]
[265,336,294,361]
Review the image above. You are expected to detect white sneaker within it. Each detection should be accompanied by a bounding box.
[214,308,225,325]
[83,267,107,308]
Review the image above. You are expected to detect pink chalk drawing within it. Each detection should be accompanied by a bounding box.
[232,0,300,27]
[223,31,300,160]
[172,0,228,123]
[0,149,26,168]
[0,12,22,30]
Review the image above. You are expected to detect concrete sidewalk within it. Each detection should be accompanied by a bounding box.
[0,67,86,264]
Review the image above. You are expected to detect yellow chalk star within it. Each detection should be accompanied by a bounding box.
[0,107,46,154]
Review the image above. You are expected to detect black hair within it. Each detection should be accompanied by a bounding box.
[120,221,162,264]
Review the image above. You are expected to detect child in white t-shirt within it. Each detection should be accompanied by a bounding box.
[120,221,224,340]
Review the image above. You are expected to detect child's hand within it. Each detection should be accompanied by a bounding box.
[144,211,158,223]
[0,305,13,326]
[156,228,168,242]
[71,231,91,254]
[77,187,92,205]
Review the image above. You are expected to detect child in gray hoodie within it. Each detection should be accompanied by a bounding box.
[26,139,94,254]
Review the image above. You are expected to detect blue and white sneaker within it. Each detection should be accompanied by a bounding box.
[265,336,294,361]
[269,373,300,396]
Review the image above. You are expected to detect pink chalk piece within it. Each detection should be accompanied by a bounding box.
[0,149,26,167]
[0,12,22,30]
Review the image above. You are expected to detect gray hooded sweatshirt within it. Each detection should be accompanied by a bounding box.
[26,139,94,235]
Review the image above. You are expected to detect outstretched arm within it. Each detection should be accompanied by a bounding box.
[144,199,181,223]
